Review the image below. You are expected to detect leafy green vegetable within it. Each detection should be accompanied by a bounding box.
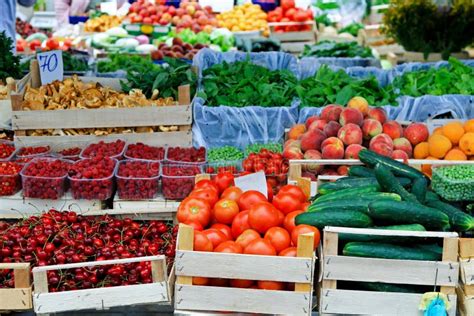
[0,31,21,80]
[245,143,283,156]
[314,13,334,27]
[157,28,235,52]
[98,54,156,73]
[301,41,373,58]
[338,23,364,37]
[121,57,196,100]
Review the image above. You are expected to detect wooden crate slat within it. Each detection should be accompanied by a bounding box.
[324,255,457,286]
[12,105,192,130]
[320,289,456,316]
[460,259,474,285]
[0,288,33,310]
[460,238,474,259]
[324,226,458,238]
[175,285,311,315]
[33,282,168,314]
[457,286,474,316]
[175,250,313,283]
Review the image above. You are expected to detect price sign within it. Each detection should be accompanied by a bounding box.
[36,50,63,85]
[234,171,268,198]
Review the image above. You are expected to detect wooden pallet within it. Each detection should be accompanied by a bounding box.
[174,224,316,315]
[320,227,459,315]
[0,263,32,312]
[10,72,193,147]
[32,255,172,314]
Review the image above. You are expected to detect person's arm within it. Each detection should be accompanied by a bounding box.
[54,0,72,27]
[0,0,16,53]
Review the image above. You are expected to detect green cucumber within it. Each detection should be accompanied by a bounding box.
[314,186,381,203]
[295,210,373,229]
[374,164,419,203]
[426,200,474,232]
[318,177,410,194]
[308,194,401,213]
[343,242,441,260]
[338,224,426,243]
[368,200,451,230]
[411,177,428,204]
[425,191,440,202]
[414,243,443,257]
[359,149,426,180]
[348,166,375,177]
[356,282,430,293]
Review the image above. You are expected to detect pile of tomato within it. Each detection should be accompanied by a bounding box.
[267,0,313,32]
[176,173,321,290]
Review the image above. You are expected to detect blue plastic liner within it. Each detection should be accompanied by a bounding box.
[299,57,381,69]
[193,97,299,149]
[393,59,474,76]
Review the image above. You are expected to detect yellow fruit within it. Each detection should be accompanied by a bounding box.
[428,134,452,158]
[444,148,467,161]
[464,119,474,133]
[413,142,429,159]
[442,121,465,145]
[459,132,474,155]
[433,127,443,135]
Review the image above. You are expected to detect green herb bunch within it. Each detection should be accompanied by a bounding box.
[98,54,156,73]
[301,41,373,58]
[0,31,21,81]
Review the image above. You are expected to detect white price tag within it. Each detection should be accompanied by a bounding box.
[198,0,234,13]
[100,1,118,15]
[234,171,268,198]
[295,0,312,9]
[36,50,63,85]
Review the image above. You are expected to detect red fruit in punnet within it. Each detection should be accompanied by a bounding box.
[116,160,160,200]
[166,146,206,163]
[161,163,201,200]
[0,162,23,196]
[22,158,71,199]
[0,142,15,159]
[68,157,117,200]
[125,143,165,161]
[17,145,50,157]
[57,147,82,160]
[81,140,125,159]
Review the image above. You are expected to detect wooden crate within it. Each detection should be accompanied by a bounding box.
[0,263,32,311]
[10,73,193,147]
[367,4,389,25]
[32,255,172,314]
[458,238,474,315]
[357,25,405,58]
[320,227,459,315]
[112,195,180,221]
[269,21,317,42]
[174,224,316,315]
[387,51,471,66]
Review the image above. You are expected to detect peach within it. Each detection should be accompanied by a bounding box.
[347,96,369,115]
[301,171,317,181]
[321,137,343,150]
[337,165,349,175]
[308,119,328,131]
[322,140,345,159]
[404,123,429,146]
[284,139,301,149]
[344,144,365,159]
[391,149,409,163]
[367,107,387,124]
[305,115,320,129]
[339,108,364,126]
[338,123,363,145]
[300,129,327,152]
[283,146,304,160]
[361,119,382,140]
[303,149,323,173]
[370,141,393,157]
[393,137,413,157]
[369,133,394,148]
[323,121,341,138]
[288,124,306,140]
[321,104,343,122]
[383,121,404,140]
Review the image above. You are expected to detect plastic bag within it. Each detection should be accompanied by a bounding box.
[299,57,381,69]
[193,97,299,149]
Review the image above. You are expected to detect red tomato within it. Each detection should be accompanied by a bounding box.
[209,278,229,287]
[272,193,303,215]
[276,209,285,226]
[221,186,243,202]
[46,38,59,50]
[213,199,240,224]
[279,247,297,257]
[189,188,219,208]
[294,10,309,22]
[29,39,42,51]
[248,202,280,234]
[264,227,291,253]
[214,240,243,253]
[230,279,254,288]
[283,210,304,233]
[257,280,285,290]
[291,225,321,250]
[266,181,274,202]
[278,185,307,202]
[238,190,268,211]
[193,277,209,285]
[285,8,297,20]
[235,229,260,249]
[184,220,204,231]
[177,197,211,227]
[203,229,228,248]
[210,223,232,240]
[194,231,213,252]
[281,0,295,11]
[194,179,219,194]
[231,210,251,239]
[214,172,235,193]
[244,239,277,256]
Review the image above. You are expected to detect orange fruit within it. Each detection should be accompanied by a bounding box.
[444,148,467,161]
[421,156,438,177]
[413,142,429,159]
[459,132,474,155]
[433,127,444,135]
[428,134,452,158]
[464,119,474,133]
[442,121,465,145]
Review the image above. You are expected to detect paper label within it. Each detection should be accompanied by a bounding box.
[36,50,63,85]
[234,171,268,198]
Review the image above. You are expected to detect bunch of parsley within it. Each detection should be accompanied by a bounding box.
[0,31,21,81]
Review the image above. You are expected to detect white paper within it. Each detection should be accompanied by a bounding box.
[36,50,63,85]
[100,1,118,16]
[234,171,268,198]
[295,0,312,9]
[198,0,234,13]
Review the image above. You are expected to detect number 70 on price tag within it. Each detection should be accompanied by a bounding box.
[36,50,64,85]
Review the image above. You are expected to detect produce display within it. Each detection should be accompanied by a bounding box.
[84,15,123,32]
[243,149,289,193]
[125,143,165,161]
[153,38,206,61]
[97,54,156,73]
[157,28,235,52]
[217,3,269,35]
[161,163,201,200]
[267,0,314,31]
[116,160,161,200]
[0,162,22,196]
[166,146,206,164]
[20,51,89,73]
[80,140,126,159]
[0,32,21,81]
[16,18,43,38]
[301,41,373,58]
[432,165,474,201]
[208,146,244,162]
[0,141,15,160]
